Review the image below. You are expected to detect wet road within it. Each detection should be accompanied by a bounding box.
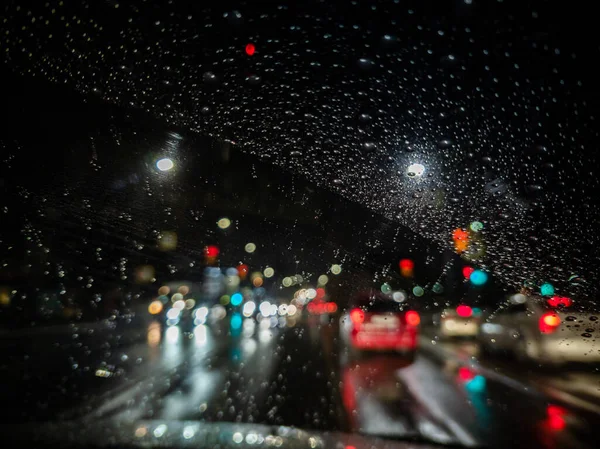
[1,315,600,449]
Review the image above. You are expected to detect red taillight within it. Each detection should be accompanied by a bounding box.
[547,296,572,308]
[405,310,420,326]
[539,312,561,334]
[350,308,365,324]
[456,305,472,318]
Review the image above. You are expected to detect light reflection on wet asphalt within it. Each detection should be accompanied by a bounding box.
[1,316,600,449]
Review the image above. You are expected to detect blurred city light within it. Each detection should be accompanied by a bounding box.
[243,301,256,317]
[392,290,406,302]
[540,283,555,296]
[470,221,484,232]
[230,313,242,330]
[245,242,257,253]
[158,231,177,251]
[263,267,275,278]
[259,301,272,317]
[166,308,180,319]
[331,264,342,275]
[217,217,231,229]
[231,292,243,306]
[166,327,179,343]
[156,158,174,171]
[237,264,249,280]
[245,43,256,56]
[407,163,425,178]
[317,274,329,285]
[462,266,475,279]
[412,286,424,297]
[469,270,488,286]
[148,300,163,315]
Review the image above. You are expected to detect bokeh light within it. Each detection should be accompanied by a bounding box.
[331,264,342,275]
[392,291,406,302]
[217,218,231,229]
[317,274,329,285]
[470,221,484,232]
[263,267,275,278]
[156,158,174,171]
[462,266,475,279]
[412,286,424,297]
[407,163,425,177]
[158,231,177,251]
[282,277,293,287]
[540,283,555,296]
[245,242,256,253]
[148,300,163,315]
[245,43,256,56]
[469,270,488,286]
[231,293,243,306]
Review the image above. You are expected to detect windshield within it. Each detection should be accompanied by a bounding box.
[1,1,599,448]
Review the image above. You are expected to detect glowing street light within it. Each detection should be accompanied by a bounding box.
[156,158,174,171]
[407,163,425,178]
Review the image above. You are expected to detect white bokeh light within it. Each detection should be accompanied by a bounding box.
[156,158,174,171]
[407,163,425,178]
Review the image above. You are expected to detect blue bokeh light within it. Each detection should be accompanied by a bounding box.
[230,313,242,330]
[540,283,555,296]
[231,292,243,306]
[469,270,488,286]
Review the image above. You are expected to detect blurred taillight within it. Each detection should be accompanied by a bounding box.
[405,310,420,326]
[539,312,561,334]
[350,308,365,324]
[456,305,472,318]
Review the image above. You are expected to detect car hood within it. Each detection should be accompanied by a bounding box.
[8,419,460,449]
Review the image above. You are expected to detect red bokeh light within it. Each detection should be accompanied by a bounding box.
[458,366,475,381]
[462,266,475,279]
[452,228,469,241]
[548,296,572,307]
[204,245,220,258]
[399,259,414,270]
[546,405,567,431]
[539,312,561,334]
[350,308,365,324]
[456,305,473,318]
[237,263,249,279]
[245,43,255,56]
[548,415,566,431]
[316,287,326,300]
[405,310,421,326]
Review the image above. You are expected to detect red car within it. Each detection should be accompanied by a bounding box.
[339,291,420,362]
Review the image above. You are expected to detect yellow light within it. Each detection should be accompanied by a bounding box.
[158,231,177,251]
[245,242,257,253]
[217,217,231,229]
[148,300,163,315]
[331,264,342,275]
[252,276,264,287]
[263,267,275,278]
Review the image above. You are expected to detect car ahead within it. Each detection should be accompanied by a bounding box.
[438,305,482,339]
[478,293,600,365]
[339,291,420,362]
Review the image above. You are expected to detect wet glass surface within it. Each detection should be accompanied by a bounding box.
[1,1,600,448]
